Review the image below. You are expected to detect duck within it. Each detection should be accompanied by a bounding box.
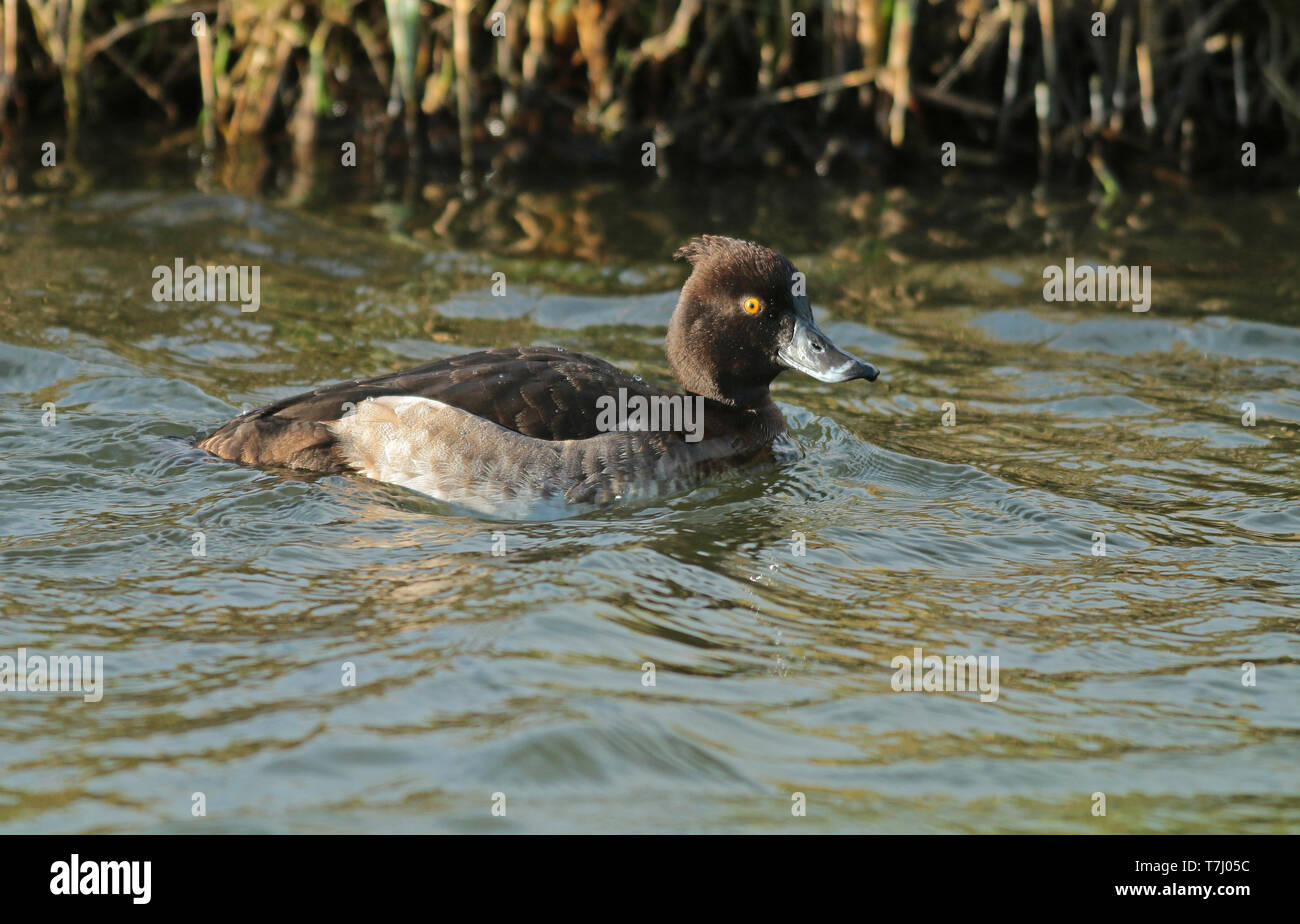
[196,235,879,517]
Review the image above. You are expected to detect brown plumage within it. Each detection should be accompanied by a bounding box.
[194,236,879,514]
[196,346,664,471]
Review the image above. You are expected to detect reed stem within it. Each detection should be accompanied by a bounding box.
[885,0,917,148]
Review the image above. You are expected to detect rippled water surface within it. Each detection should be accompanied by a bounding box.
[1,166,1297,833]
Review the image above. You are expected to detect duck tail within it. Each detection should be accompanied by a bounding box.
[196,412,346,473]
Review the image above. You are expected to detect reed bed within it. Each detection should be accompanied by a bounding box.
[1,0,1297,183]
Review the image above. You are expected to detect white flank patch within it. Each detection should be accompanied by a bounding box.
[327,395,568,517]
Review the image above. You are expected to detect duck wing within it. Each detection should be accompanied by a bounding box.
[195,347,665,472]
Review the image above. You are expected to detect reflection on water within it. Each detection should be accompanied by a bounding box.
[0,160,1297,832]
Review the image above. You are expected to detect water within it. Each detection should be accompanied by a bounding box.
[1,163,1297,833]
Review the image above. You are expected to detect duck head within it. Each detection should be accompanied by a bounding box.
[666,235,879,407]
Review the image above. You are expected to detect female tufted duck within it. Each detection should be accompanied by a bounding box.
[196,236,879,517]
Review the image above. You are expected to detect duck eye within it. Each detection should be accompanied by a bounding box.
[742,297,762,315]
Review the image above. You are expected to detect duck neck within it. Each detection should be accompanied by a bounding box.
[692,392,788,444]
[667,329,777,411]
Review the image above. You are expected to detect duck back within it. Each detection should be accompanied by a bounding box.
[196,347,668,471]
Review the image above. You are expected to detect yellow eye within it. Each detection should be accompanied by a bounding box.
[742,296,762,315]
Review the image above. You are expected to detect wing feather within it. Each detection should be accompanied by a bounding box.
[196,347,668,472]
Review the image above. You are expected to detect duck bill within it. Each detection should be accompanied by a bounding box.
[777,314,879,383]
